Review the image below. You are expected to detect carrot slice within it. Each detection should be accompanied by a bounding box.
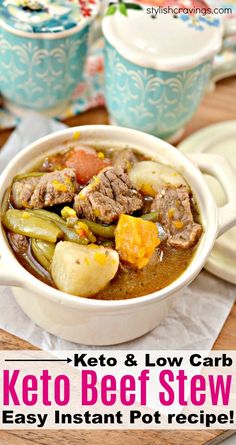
[65,150,111,185]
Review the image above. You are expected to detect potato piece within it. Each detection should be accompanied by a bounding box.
[51,242,119,297]
[129,161,187,196]
[115,214,160,269]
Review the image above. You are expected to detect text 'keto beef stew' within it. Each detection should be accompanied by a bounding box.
[2,143,203,300]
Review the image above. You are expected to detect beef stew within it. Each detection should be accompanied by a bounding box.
[2,144,203,300]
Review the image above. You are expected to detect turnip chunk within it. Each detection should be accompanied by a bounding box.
[51,242,119,297]
[129,161,187,196]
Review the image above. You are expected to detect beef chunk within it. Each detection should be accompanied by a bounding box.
[151,185,202,249]
[11,168,77,209]
[112,149,137,171]
[8,232,29,254]
[74,166,143,224]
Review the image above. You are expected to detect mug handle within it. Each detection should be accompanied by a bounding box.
[188,153,236,237]
[210,55,236,85]
[0,253,23,287]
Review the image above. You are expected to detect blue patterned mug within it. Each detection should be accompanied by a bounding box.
[102,2,223,141]
[0,0,99,115]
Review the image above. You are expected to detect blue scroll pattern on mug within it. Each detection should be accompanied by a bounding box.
[104,43,212,138]
[0,25,89,110]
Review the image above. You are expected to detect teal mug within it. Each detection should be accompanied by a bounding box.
[0,0,99,116]
[102,4,225,141]
[104,41,213,141]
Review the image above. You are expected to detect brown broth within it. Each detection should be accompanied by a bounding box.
[92,244,194,300]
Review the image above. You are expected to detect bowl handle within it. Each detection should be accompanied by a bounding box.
[0,253,24,287]
[188,153,236,237]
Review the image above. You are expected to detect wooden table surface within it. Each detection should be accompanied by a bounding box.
[0,76,236,445]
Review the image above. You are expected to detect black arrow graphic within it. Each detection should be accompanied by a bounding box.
[5,358,72,363]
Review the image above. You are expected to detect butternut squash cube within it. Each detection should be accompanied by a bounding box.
[115,214,160,269]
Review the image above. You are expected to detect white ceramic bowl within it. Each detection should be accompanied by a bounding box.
[0,126,236,345]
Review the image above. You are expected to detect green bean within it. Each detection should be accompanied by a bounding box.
[27,209,64,223]
[23,250,53,284]
[13,172,44,182]
[55,221,89,245]
[29,210,115,239]
[32,239,55,262]
[26,210,89,245]
[31,239,55,271]
[3,209,63,243]
[78,219,116,239]
[140,212,159,222]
